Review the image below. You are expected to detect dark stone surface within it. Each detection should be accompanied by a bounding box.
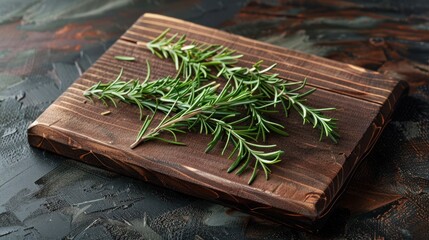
[0,0,428,239]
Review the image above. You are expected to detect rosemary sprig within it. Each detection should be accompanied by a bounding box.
[221,62,339,142]
[84,29,339,184]
[146,29,241,80]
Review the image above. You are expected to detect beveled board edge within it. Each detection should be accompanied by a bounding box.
[315,80,408,220]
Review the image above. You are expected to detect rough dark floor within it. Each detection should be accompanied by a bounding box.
[0,0,428,239]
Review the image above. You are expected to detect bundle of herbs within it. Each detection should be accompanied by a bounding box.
[84,29,338,184]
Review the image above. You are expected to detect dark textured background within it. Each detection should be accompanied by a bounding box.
[0,0,428,239]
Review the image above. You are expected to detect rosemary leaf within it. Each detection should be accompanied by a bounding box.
[114,56,136,61]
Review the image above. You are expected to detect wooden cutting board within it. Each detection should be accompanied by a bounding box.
[27,13,408,230]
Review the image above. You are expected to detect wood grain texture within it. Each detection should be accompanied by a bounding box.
[27,13,408,230]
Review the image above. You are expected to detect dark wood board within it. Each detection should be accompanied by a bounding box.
[27,13,408,230]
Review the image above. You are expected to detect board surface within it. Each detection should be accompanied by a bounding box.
[27,13,408,230]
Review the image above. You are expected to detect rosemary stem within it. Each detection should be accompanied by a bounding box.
[130,109,202,149]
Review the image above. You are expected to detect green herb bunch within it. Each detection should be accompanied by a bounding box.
[84,29,338,184]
